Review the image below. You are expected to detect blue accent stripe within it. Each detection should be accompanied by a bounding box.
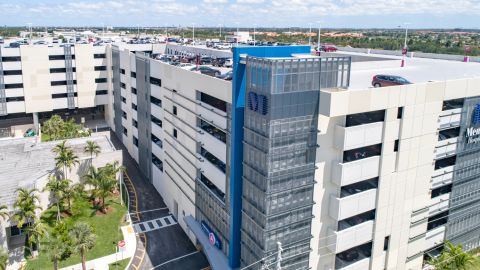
[228,46,310,268]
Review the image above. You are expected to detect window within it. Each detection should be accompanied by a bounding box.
[123,127,128,136]
[427,211,448,230]
[173,105,177,115]
[397,107,403,119]
[50,67,76,73]
[442,98,464,111]
[384,236,390,251]
[131,71,136,78]
[338,210,376,231]
[131,87,137,95]
[3,70,22,75]
[200,174,225,202]
[131,103,137,111]
[439,127,460,141]
[95,78,107,83]
[394,140,399,152]
[122,111,127,119]
[150,76,162,87]
[431,184,452,198]
[132,119,138,128]
[151,134,163,148]
[133,136,138,146]
[4,83,23,89]
[343,144,382,163]
[340,177,378,198]
[2,56,21,62]
[435,156,456,170]
[152,154,163,171]
[94,66,107,71]
[51,80,77,86]
[6,96,25,102]
[121,82,126,89]
[200,92,226,112]
[121,97,126,104]
[173,129,178,138]
[49,55,75,60]
[94,53,106,59]
[151,96,162,107]
[346,110,385,127]
[52,93,78,99]
[96,90,108,95]
[152,115,162,128]
[120,69,125,75]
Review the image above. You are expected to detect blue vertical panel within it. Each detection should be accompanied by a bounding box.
[229,46,310,268]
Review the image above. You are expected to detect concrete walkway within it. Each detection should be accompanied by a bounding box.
[60,225,136,270]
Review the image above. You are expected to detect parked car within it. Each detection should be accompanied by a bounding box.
[372,75,411,88]
[200,56,213,65]
[9,42,20,48]
[321,44,338,52]
[24,128,35,137]
[190,66,221,77]
[216,70,233,81]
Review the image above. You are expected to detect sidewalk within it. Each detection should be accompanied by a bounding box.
[60,225,136,270]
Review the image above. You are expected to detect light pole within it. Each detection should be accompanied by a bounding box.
[236,22,239,47]
[308,23,312,47]
[401,23,410,67]
[317,24,321,55]
[192,23,195,45]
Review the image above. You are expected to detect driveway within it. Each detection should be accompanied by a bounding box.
[109,132,209,270]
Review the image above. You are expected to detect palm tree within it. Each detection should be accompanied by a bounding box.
[44,175,69,221]
[69,223,96,270]
[61,182,74,213]
[43,115,64,141]
[84,141,101,160]
[54,143,79,179]
[96,174,117,213]
[0,247,7,270]
[82,166,102,201]
[12,188,41,228]
[428,241,475,270]
[0,204,9,220]
[24,219,47,253]
[102,161,125,193]
[47,237,66,270]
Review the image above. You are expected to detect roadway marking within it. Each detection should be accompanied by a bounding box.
[133,215,177,233]
[150,251,200,269]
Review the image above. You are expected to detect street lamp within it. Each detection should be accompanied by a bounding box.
[253,24,256,46]
[192,23,195,46]
[308,23,312,47]
[317,23,321,55]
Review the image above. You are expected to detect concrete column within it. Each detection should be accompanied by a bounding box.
[33,112,39,133]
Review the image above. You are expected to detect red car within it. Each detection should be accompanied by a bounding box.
[372,75,411,88]
[321,44,338,52]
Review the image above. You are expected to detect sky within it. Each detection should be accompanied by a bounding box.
[1,0,480,29]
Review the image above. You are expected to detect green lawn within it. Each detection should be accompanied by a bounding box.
[26,195,127,269]
[109,258,131,270]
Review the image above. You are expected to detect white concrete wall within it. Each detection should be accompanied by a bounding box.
[75,44,97,108]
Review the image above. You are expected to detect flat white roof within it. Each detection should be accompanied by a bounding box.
[332,51,480,90]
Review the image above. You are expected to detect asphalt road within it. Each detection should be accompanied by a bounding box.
[109,132,209,270]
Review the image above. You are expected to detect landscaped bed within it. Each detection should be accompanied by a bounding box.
[25,195,127,269]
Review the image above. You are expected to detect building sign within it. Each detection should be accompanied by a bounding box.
[247,92,268,115]
[465,104,480,144]
[201,220,222,249]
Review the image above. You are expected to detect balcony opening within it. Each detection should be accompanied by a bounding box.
[434,155,456,170]
[431,183,452,198]
[151,134,163,148]
[340,178,378,198]
[200,92,227,112]
[173,128,178,138]
[438,127,460,141]
[132,119,138,128]
[173,105,178,115]
[427,210,448,231]
[335,241,372,269]
[133,136,138,146]
[151,115,162,128]
[345,110,385,127]
[338,210,375,231]
[122,127,127,136]
[384,236,390,251]
[152,153,163,172]
[150,96,162,107]
[442,98,464,111]
[200,119,226,143]
[199,173,225,202]
[200,147,226,173]
[122,111,127,119]
[397,107,403,119]
[343,144,382,163]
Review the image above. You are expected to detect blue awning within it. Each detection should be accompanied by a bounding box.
[184,215,232,270]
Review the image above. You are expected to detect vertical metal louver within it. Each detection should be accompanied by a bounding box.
[0,48,7,116]
[64,45,75,109]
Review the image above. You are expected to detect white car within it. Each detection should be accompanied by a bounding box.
[224,58,233,68]
[216,43,232,50]
[179,63,195,69]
